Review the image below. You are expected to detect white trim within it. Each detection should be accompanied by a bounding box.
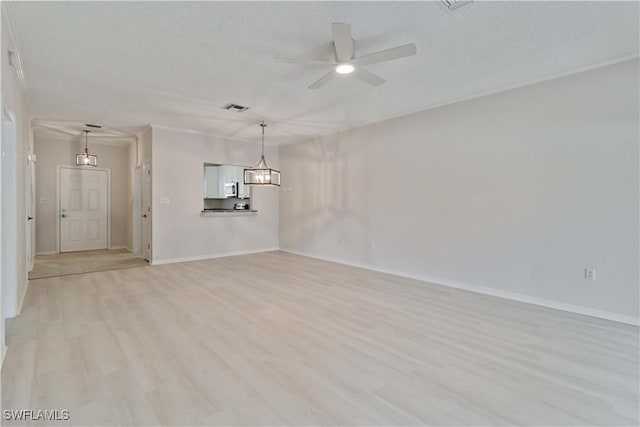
[32,124,136,147]
[151,247,280,266]
[280,248,639,327]
[1,105,19,320]
[1,3,28,94]
[278,54,640,146]
[15,279,28,316]
[148,58,640,148]
[132,165,142,254]
[35,251,57,256]
[56,165,111,253]
[141,160,152,262]
[109,245,129,251]
[150,123,277,147]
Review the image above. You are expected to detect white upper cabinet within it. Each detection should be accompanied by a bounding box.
[204,166,220,198]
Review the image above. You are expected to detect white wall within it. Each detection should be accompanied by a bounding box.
[151,126,279,263]
[33,134,134,253]
[279,59,639,323]
[1,9,32,327]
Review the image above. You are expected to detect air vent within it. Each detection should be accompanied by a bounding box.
[441,0,472,11]
[222,103,250,113]
[85,123,102,128]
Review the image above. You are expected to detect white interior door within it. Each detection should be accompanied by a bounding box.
[59,167,109,252]
[141,161,151,261]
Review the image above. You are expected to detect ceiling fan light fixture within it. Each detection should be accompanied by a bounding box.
[335,63,355,74]
[278,23,416,89]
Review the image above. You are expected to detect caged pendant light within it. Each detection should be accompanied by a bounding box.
[244,121,280,186]
[76,130,97,167]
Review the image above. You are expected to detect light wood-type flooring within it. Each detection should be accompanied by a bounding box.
[3,251,638,426]
[29,249,148,280]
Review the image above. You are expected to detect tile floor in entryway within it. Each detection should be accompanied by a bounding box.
[29,248,149,280]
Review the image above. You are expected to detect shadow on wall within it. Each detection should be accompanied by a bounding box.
[285,130,375,263]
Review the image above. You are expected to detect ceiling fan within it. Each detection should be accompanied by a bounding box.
[276,23,417,89]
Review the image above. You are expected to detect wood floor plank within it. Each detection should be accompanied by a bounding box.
[2,251,638,426]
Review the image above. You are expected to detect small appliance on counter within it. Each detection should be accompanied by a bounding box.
[233,203,249,210]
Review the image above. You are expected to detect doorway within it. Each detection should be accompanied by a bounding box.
[30,130,150,280]
[57,166,109,252]
[28,249,148,279]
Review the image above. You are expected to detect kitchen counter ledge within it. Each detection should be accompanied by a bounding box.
[200,209,257,217]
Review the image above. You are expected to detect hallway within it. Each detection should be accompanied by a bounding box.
[29,249,148,280]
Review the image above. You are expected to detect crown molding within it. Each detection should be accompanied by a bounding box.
[279,54,640,146]
[1,3,29,95]
[33,127,134,147]
[150,123,278,147]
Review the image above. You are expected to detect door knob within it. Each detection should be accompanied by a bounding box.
[27,216,33,221]
[61,214,67,218]
[142,214,147,218]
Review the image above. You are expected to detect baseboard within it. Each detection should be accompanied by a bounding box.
[35,251,57,255]
[280,248,639,327]
[151,247,280,266]
[16,274,29,316]
[2,345,6,366]
[109,245,128,250]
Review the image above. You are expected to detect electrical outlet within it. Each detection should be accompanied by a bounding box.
[584,268,596,280]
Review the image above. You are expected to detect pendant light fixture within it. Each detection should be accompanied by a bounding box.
[244,121,280,186]
[76,130,97,167]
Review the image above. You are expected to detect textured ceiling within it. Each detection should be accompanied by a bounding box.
[6,1,639,145]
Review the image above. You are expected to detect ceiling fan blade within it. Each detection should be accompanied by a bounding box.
[276,57,333,66]
[353,43,417,67]
[308,70,336,89]
[332,22,353,62]
[354,68,385,87]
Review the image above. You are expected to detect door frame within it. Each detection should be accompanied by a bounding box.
[132,165,142,254]
[26,139,35,271]
[1,104,18,325]
[56,165,111,253]
[141,160,151,262]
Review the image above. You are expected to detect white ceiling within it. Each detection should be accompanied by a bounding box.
[7,1,639,145]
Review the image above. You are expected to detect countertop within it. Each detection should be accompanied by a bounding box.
[200,209,257,217]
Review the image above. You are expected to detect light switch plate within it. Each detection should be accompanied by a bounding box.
[160,197,170,205]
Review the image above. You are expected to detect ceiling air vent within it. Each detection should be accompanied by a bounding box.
[222,103,250,113]
[441,0,472,11]
[85,123,102,128]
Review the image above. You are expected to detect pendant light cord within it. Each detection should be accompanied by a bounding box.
[84,130,90,154]
[260,121,266,157]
